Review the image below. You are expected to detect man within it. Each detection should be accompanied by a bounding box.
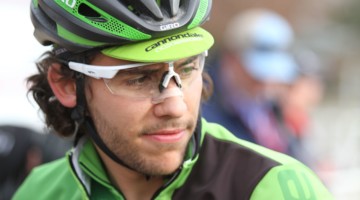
[14,1,332,199]
[202,8,301,156]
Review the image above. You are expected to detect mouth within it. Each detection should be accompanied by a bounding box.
[143,129,186,143]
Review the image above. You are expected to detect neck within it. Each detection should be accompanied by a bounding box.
[96,147,164,200]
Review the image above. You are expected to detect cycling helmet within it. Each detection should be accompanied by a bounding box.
[30,0,212,53]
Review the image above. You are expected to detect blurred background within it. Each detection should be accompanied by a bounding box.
[202,1,360,199]
[1,0,360,199]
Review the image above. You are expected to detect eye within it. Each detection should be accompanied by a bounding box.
[179,65,197,75]
[110,67,159,88]
[177,60,199,78]
[126,75,152,87]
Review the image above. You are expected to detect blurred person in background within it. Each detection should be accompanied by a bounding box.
[279,47,325,166]
[0,125,72,200]
[281,48,324,140]
[0,125,43,200]
[202,8,300,156]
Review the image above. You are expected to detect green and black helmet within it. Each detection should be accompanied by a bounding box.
[31,0,212,53]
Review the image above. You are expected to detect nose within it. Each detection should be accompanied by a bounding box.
[153,95,187,117]
[153,81,187,117]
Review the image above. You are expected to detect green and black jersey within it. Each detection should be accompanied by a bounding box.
[13,118,333,200]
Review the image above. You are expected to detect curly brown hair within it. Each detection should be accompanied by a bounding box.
[28,50,214,137]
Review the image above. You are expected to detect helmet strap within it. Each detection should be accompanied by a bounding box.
[71,72,86,145]
[70,72,140,172]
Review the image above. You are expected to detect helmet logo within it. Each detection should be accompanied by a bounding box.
[160,23,180,31]
[60,0,76,8]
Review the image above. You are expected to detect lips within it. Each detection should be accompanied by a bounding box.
[143,129,186,143]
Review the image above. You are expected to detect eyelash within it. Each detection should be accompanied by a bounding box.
[126,74,152,86]
[178,63,198,76]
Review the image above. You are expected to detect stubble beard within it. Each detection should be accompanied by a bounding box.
[92,113,196,176]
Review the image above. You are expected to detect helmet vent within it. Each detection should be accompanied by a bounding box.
[164,0,180,17]
[72,2,149,40]
[78,3,107,23]
[121,0,164,21]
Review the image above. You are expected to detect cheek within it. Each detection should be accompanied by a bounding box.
[184,76,203,110]
[86,80,150,126]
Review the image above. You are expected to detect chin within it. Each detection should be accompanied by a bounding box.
[145,153,183,176]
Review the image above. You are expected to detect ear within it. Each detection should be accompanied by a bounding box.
[48,63,77,108]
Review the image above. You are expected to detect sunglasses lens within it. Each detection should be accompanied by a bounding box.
[103,53,205,99]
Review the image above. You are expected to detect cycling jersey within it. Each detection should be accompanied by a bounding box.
[13,118,333,199]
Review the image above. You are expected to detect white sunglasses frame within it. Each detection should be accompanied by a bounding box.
[68,61,154,79]
[67,51,208,79]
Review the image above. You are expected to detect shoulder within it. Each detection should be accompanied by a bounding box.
[199,119,333,199]
[22,158,71,183]
[249,161,333,200]
[201,118,301,165]
[13,157,82,200]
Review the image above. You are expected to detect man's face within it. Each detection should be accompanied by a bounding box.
[85,53,203,176]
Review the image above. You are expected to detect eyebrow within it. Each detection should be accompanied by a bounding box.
[176,55,198,68]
